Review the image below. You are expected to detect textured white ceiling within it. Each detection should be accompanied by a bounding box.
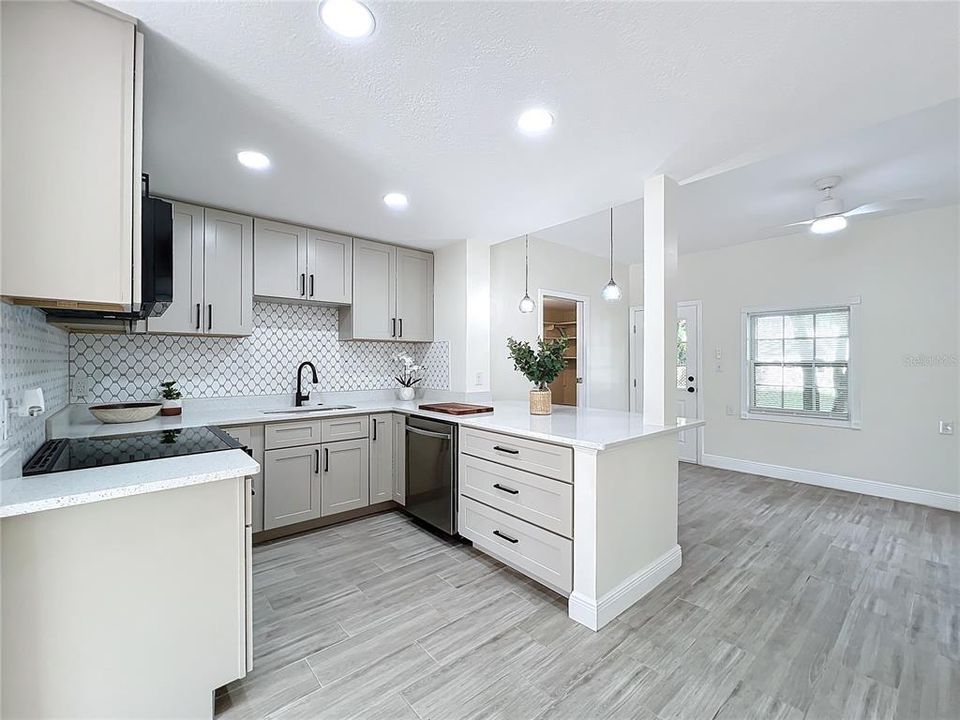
[110,1,959,250]
[533,100,960,262]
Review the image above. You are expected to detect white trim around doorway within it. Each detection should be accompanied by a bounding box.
[538,289,590,408]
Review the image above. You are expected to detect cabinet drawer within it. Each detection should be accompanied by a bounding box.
[459,496,571,593]
[265,420,321,450]
[460,454,572,538]
[321,415,369,442]
[460,427,572,483]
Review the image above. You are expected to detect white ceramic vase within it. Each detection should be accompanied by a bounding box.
[397,386,415,401]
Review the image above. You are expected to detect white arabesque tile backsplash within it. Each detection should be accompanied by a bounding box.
[71,303,449,403]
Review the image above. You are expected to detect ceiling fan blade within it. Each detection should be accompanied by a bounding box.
[781,218,815,228]
[844,198,923,217]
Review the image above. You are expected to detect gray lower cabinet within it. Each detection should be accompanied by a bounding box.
[321,438,370,516]
[220,424,265,532]
[263,444,321,530]
[369,414,394,504]
[392,413,406,505]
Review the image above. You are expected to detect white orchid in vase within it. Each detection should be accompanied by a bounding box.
[393,354,423,400]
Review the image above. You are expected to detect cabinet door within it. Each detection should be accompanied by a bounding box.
[148,202,204,334]
[392,414,406,505]
[254,219,307,301]
[307,230,352,304]
[396,248,434,341]
[369,414,394,504]
[221,424,265,532]
[263,445,321,530]
[203,208,254,336]
[1,1,138,308]
[321,439,369,516]
[342,239,396,340]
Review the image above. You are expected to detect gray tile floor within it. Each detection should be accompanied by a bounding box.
[216,463,959,720]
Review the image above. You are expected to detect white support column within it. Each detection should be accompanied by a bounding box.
[642,175,679,425]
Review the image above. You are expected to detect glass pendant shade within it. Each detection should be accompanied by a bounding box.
[601,207,622,302]
[519,234,536,313]
[601,278,622,301]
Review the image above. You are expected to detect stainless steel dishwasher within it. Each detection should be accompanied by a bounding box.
[405,415,458,535]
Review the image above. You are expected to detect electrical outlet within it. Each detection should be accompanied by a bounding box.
[725,405,735,416]
[715,346,722,360]
[940,421,954,436]
[72,375,90,400]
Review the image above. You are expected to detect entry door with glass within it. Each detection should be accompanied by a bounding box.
[676,302,700,463]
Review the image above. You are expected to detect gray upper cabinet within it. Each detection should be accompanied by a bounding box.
[148,202,204,335]
[340,239,396,340]
[148,205,253,337]
[321,439,370,516]
[308,230,352,304]
[369,414,394,504]
[339,239,433,342]
[254,219,307,301]
[396,248,434,341]
[263,444,321,530]
[204,209,254,336]
[253,220,352,306]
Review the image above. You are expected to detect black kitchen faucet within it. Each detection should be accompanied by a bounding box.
[295,361,319,406]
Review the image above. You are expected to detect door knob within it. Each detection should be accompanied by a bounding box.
[687,387,696,393]
[688,375,695,382]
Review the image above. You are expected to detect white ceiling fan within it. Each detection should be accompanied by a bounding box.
[781,176,922,235]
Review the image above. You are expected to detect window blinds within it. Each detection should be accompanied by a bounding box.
[748,307,850,420]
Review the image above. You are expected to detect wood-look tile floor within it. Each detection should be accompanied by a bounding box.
[216,464,959,720]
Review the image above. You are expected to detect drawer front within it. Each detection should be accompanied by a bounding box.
[460,427,572,482]
[459,496,572,593]
[321,415,370,442]
[460,454,572,538]
[265,420,321,450]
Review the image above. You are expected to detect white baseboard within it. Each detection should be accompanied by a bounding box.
[568,544,682,631]
[701,453,960,512]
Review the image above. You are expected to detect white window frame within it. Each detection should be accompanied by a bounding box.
[740,297,861,430]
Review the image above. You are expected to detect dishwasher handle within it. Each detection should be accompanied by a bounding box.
[405,425,453,441]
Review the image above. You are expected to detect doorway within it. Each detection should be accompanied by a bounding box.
[628,301,702,463]
[539,291,588,407]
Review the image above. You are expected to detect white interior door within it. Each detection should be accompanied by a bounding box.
[676,302,700,463]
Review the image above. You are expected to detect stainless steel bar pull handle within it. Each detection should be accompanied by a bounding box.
[406,425,452,440]
[493,483,519,495]
[493,530,519,544]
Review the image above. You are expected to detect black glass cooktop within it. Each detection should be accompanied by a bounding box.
[23,426,243,476]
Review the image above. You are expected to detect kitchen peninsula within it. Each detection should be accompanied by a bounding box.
[46,395,703,631]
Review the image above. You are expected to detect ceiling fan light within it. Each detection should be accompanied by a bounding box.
[601,279,622,302]
[810,215,848,235]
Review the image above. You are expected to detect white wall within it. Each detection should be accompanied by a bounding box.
[433,240,490,396]
[672,205,959,498]
[490,235,630,410]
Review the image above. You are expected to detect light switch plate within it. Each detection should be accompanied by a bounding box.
[939,421,954,436]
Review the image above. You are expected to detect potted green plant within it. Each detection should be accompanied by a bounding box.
[159,380,183,416]
[507,336,568,415]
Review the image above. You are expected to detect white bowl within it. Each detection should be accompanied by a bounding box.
[89,402,163,424]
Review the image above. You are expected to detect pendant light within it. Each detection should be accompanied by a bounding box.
[519,234,536,313]
[601,207,622,302]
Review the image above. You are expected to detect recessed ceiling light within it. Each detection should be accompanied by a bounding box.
[810,215,848,234]
[383,192,408,210]
[319,0,375,39]
[517,108,554,135]
[236,150,270,170]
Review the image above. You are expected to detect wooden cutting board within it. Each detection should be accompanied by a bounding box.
[418,402,494,415]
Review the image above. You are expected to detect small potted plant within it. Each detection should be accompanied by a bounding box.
[159,380,183,416]
[394,354,423,401]
[507,336,567,415]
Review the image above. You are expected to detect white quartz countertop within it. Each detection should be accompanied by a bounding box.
[0,449,259,519]
[48,395,705,452]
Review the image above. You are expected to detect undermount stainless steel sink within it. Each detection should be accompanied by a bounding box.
[262,405,356,415]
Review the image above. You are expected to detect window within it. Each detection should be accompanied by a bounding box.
[743,305,857,427]
[676,318,688,390]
